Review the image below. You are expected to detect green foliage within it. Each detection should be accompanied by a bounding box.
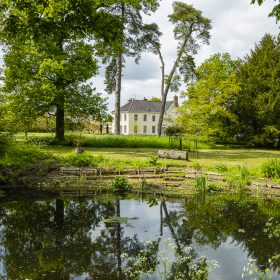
[178,53,241,142]
[0,143,57,186]
[148,155,159,167]
[242,259,272,280]
[178,34,280,147]
[66,153,94,167]
[149,97,161,102]
[261,159,280,179]
[238,165,251,183]
[0,0,123,141]
[157,2,212,135]
[215,163,228,172]
[26,134,194,149]
[195,175,208,192]
[234,34,280,147]
[0,133,13,157]
[192,162,202,170]
[252,126,280,148]
[251,0,280,22]
[111,176,131,194]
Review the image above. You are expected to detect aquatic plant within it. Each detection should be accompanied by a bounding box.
[195,175,208,192]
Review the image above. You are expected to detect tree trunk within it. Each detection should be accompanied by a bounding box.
[162,200,182,255]
[157,48,165,136]
[55,94,65,142]
[157,33,191,136]
[99,123,103,135]
[114,4,125,135]
[55,199,64,227]
[115,199,122,278]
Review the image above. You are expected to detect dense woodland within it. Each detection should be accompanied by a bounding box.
[0,0,279,148]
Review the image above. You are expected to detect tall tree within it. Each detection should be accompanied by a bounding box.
[233,34,280,146]
[103,1,160,135]
[0,0,139,142]
[177,53,241,142]
[157,1,211,136]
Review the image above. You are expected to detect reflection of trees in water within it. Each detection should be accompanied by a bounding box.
[0,198,111,279]
[0,195,279,279]
[0,198,160,279]
[166,195,280,273]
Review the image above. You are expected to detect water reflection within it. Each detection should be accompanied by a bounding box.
[0,194,279,280]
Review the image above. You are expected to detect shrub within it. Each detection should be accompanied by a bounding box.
[66,153,94,167]
[0,133,13,157]
[261,159,280,179]
[0,143,58,186]
[111,176,131,194]
[215,163,228,172]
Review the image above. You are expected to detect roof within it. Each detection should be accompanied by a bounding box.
[116,99,174,113]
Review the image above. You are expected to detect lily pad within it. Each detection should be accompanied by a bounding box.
[103,217,139,224]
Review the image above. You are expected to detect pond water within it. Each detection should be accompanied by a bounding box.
[0,194,279,280]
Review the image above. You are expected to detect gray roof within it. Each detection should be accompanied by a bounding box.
[117,99,173,113]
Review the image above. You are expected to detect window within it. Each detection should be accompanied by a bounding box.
[143,115,147,121]
[152,126,156,133]
[152,115,156,121]
[124,125,127,134]
[134,114,138,121]
[120,114,122,121]
[143,126,147,134]
[120,125,122,134]
[134,125,138,134]
[124,114,127,121]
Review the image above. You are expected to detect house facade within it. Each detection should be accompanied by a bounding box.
[112,96,179,135]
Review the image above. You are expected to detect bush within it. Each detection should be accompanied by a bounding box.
[0,143,58,186]
[66,153,94,167]
[111,176,131,194]
[215,163,228,172]
[0,133,13,157]
[261,159,280,179]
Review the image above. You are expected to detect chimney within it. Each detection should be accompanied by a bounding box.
[173,95,179,107]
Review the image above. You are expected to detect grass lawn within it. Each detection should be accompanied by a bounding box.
[44,145,280,171]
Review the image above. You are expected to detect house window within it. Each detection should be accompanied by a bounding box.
[143,126,147,134]
[124,125,127,134]
[134,114,138,121]
[134,125,138,134]
[152,126,156,133]
[143,115,147,121]
[124,114,127,121]
[152,115,156,121]
[120,114,122,121]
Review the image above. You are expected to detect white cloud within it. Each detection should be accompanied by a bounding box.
[95,0,280,110]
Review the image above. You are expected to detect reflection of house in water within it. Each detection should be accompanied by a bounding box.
[112,96,179,135]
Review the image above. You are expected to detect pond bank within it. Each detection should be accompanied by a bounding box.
[36,165,280,198]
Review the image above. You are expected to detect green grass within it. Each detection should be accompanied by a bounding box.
[43,146,280,167]
[15,132,212,149]
[11,133,280,184]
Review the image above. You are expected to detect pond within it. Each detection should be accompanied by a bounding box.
[0,194,279,280]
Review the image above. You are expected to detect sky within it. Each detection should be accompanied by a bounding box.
[91,0,280,111]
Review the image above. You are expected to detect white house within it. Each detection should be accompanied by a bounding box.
[112,96,179,135]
